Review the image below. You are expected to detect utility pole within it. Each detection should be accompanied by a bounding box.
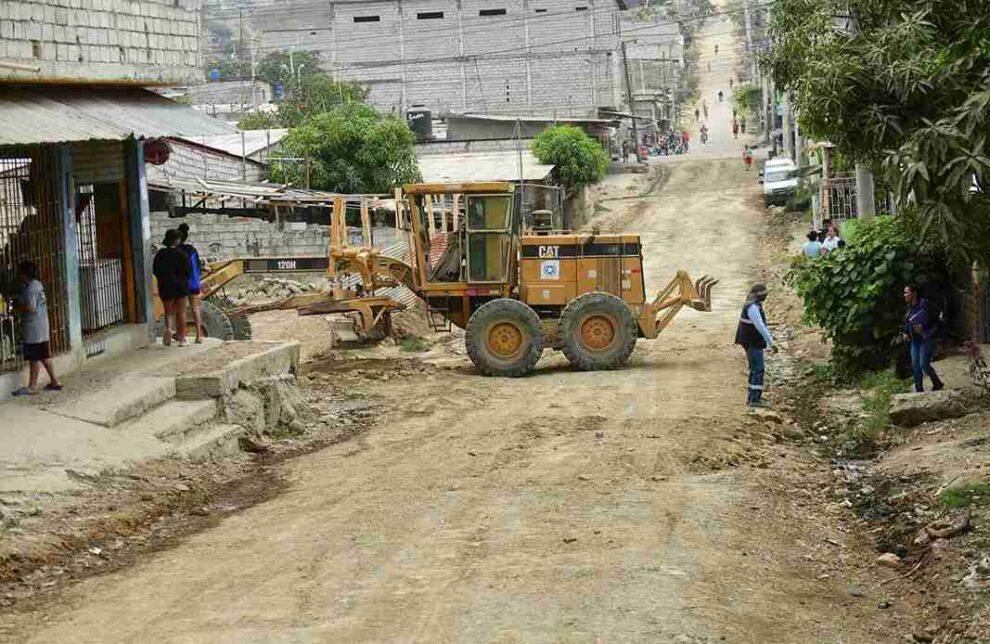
[782,92,793,161]
[238,8,245,72]
[621,40,640,162]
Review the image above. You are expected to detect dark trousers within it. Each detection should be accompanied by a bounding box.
[910,337,942,392]
[745,346,765,404]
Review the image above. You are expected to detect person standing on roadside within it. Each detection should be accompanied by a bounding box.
[177,223,205,344]
[903,285,944,393]
[12,261,61,396]
[735,283,776,408]
[153,229,191,347]
[732,119,740,139]
[740,116,747,134]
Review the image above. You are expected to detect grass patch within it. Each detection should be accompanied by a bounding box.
[845,369,912,455]
[399,337,431,353]
[939,483,990,509]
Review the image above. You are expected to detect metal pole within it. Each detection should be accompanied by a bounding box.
[241,131,247,182]
[621,40,640,162]
[516,118,525,228]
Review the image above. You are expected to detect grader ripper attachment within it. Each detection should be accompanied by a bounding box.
[323,181,717,377]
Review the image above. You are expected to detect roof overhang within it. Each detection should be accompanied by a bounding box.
[0,85,234,146]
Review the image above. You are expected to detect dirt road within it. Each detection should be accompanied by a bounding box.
[13,171,904,644]
[8,17,909,644]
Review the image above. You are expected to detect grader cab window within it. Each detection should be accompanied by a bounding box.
[466,195,512,283]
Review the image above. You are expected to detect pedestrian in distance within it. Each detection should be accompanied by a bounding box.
[801,230,824,259]
[12,261,61,396]
[735,283,776,408]
[177,223,205,344]
[718,90,724,103]
[743,145,753,170]
[740,116,747,134]
[695,107,700,122]
[153,229,191,347]
[903,285,944,393]
[732,119,739,139]
[714,44,719,55]
[729,78,734,90]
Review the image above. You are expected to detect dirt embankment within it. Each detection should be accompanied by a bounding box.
[757,205,990,643]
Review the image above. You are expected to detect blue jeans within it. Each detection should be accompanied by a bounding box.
[745,347,765,404]
[909,337,942,392]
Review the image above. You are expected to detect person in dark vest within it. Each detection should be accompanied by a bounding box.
[735,283,776,407]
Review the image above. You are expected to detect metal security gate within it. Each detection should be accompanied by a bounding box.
[75,183,127,336]
[0,146,70,372]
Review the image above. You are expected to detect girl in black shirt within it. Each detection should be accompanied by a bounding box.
[153,229,191,346]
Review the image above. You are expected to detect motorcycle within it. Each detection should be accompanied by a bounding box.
[700,130,709,144]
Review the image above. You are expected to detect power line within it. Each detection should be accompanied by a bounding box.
[230,3,772,65]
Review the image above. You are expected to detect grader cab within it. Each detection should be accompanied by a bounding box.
[386,182,717,376]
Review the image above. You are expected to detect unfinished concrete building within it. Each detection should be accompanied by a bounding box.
[255,0,632,117]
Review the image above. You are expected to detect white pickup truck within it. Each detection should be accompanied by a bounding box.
[761,158,799,206]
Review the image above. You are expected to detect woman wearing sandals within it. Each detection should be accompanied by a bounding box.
[153,229,191,347]
[13,261,62,396]
[177,223,205,344]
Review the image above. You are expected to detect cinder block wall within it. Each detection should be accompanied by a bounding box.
[150,212,402,261]
[0,0,202,84]
[259,0,622,116]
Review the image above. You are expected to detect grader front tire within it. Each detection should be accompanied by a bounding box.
[560,292,638,371]
[465,299,544,377]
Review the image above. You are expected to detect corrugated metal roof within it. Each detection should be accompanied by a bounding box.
[176,129,288,158]
[0,86,234,146]
[416,151,554,184]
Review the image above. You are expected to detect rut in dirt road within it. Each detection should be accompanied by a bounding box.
[6,157,905,643]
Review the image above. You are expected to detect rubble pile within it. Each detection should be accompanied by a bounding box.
[227,277,327,305]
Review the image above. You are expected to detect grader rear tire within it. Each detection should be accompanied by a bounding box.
[153,298,241,341]
[559,292,638,371]
[465,298,543,377]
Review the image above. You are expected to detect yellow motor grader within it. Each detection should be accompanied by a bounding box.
[330,181,716,376]
[155,181,715,376]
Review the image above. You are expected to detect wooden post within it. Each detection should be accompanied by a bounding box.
[440,196,448,233]
[424,193,436,238]
[452,194,461,232]
[360,197,372,246]
[394,187,403,231]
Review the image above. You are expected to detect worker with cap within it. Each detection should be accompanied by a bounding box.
[735,283,776,407]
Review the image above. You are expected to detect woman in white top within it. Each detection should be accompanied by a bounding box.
[822,225,842,252]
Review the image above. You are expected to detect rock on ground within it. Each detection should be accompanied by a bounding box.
[889,389,981,427]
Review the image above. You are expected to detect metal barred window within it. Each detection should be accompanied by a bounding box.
[0,146,70,372]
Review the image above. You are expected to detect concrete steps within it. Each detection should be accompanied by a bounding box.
[120,399,218,444]
[48,376,177,427]
[171,424,246,461]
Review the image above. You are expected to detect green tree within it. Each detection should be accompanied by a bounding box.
[275,75,368,128]
[786,216,949,378]
[531,125,608,191]
[254,50,323,86]
[237,111,281,131]
[732,83,761,116]
[763,0,990,261]
[270,103,420,193]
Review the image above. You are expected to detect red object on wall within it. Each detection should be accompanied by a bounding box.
[144,138,171,165]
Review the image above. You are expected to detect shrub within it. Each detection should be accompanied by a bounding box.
[786,216,948,379]
[532,125,608,191]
